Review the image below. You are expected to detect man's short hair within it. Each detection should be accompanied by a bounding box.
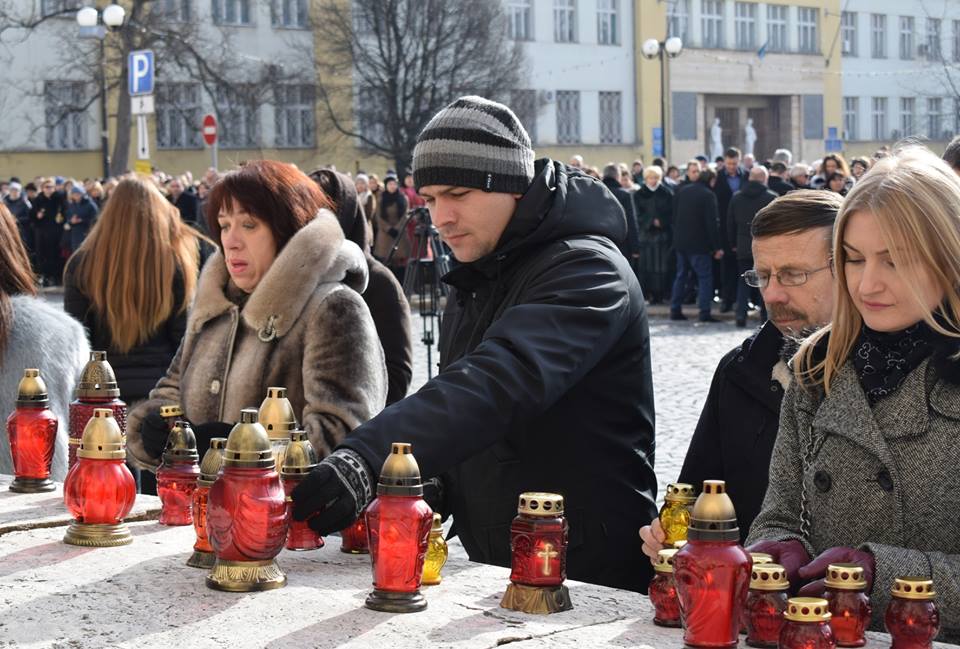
[944,135,960,169]
[751,189,841,239]
[789,163,811,179]
[770,161,788,174]
[748,166,769,183]
[772,148,793,165]
[699,168,717,185]
[724,147,741,159]
[602,163,620,180]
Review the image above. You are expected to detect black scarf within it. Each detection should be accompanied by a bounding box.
[852,322,934,404]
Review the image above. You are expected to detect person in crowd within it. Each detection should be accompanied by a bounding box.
[665,165,681,186]
[87,181,105,209]
[0,203,89,482]
[291,96,658,594]
[354,173,377,244]
[4,182,32,254]
[671,166,722,322]
[742,153,756,171]
[633,165,674,304]
[30,177,66,286]
[849,156,871,181]
[373,172,410,283]
[569,154,584,168]
[810,153,852,190]
[728,166,779,327]
[768,162,795,196]
[789,163,813,190]
[825,171,849,196]
[714,148,749,312]
[310,169,413,405]
[0,180,8,197]
[619,163,637,191]
[400,171,425,209]
[944,135,960,173]
[24,182,38,204]
[601,162,641,269]
[640,190,839,554]
[101,178,118,201]
[747,148,960,641]
[773,148,793,166]
[64,186,98,253]
[126,160,387,475]
[632,159,645,185]
[168,175,202,228]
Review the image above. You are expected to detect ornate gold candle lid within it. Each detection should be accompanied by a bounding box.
[377,442,423,496]
[160,404,184,418]
[198,438,227,486]
[687,480,739,542]
[751,552,774,565]
[654,548,679,573]
[258,387,297,441]
[280,430,318,477]
[223,409,274,469]
[785,597,831,622]
[751,563,789,591]
[664,482,697,503]
[517,492,565,517]
[78,408,126,460]
[430,512,442,535]
[16,368,49,405]
[824,563,867,590]
[891,577,936,600]
[162,420,199,463]
[76,351,120,398]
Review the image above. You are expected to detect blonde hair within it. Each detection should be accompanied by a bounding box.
[66,178,205,353]
[644,165,664,182]
[795,146,960,392]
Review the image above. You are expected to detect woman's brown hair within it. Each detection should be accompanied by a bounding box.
[205,160,333,251]
[66,177,205,354]
[0,203,38,354]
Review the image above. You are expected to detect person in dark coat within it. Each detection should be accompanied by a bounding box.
[670,167,722,322]
[310,169,414,405]
[292,96,658,594]
[714,147,749,310]
[640,189,839,557]
[167,176,202,229]
[727,166,778,327]
[768,162,795,196]
[64,187,98,253]
[29,178,66,286]
[633,165,674,304]
[601,162,641,268]
[4,182,32,255]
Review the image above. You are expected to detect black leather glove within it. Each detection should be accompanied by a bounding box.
[141,410,172,459]
[191,421,234,456]
[291,449,375,536]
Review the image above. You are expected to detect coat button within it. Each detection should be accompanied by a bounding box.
[877,470,894,492]
[210,379,221,395]
[814,470,832,493]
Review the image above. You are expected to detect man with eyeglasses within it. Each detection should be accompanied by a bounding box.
[640,190,840,556]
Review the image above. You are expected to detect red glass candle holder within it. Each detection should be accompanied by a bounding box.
[63,409,137,547]
[884,577,940,649]
[341,512,370,553]
[187,437,226,569]
[745,563,790,647]
[650,548,681,627]
[281,430,323,551]
[659,482,697,546]
[68,351,127,471]
[823,563,871,647]
[156,421,200,526]
[206,410,287,592]
[365,442,433,613]
[780,598,836,649]
[7,369,58,493]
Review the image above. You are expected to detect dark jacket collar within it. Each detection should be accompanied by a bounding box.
[725,320,785,414]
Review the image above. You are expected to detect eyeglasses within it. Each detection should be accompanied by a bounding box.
[742,264,831,288]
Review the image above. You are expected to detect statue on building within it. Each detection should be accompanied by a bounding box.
[744,118,757,157]
[710,118,723,160]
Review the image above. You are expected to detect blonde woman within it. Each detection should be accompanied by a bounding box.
[747,147,960,641]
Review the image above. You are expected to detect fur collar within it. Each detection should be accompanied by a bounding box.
[190,209,368,338]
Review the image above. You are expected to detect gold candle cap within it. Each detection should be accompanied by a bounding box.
[16,368,49,405]
[664,482,697,503]
[517,492,565,517]
[751,552,774,565]
[751,563,790,591]
[687,480,739,542]
[198,438,227,484]
[280,431,318,477]
[78,408,126,460]
[160,404,184,419]
[824,563,867,590]
[430,512,443,534]
[377,442,423,496]
[259,386,297,440]
[891,577,936,600]
[162,420,199,463]
[785,597,831,622]
[76,351,121,398]
[654,548,679,573]
[222,409,274,469]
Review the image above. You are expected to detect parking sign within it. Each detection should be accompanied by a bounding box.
[128,50,154,96]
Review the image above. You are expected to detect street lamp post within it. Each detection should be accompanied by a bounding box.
[641,36,683,162]
[77,4,126,180]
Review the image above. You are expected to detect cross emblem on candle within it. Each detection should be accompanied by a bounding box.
[537,542,559,576]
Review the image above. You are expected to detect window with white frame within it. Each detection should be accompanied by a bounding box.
[554,0,576,43]
[668,0,689,41]
[926,17,942,60]
[156,83,201,149]
[871,97,887,140]
[41,0,80,16]
[871,14,887,59]
[841,12,857,56]
[507,0,533,41]
[216,84,260,147]
[843,97,859,141]
[510,89,538,144]
[735,2,757,50]
[556,91,580,144]
[900,97,915,136]
[701,0,724,49]
[928,97,943,139]
[900,16,915,60]
[274,84,315,148]
[212,0,251,25]
[597,0,618,45]
[153,0,191,21]
[766,5,787,52]
[954,20,960,62]
[599,91,622,144]
[44,81,87,150]
[272,0,307,28]
[798,7,819,54]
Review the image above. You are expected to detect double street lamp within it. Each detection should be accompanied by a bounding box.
[77,4,126,179]
[641,36,683,161]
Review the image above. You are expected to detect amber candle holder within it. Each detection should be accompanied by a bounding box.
[823,563,871,647]
[156,421,201,526]
[281,430,323,552]
[422,513,448,586]
[340,514,370,554]
[63,409,137,546]
[7,369,59,493]
[187,437,227,569]
[206,409,288,592]
[259,386,297,473]
[659,482,697,546]
[884,577,940,649]
[649,548,681,627]
[365,442,434,613]
[780,597,836,649]
[744,563,790,647]
[68,351,127,471]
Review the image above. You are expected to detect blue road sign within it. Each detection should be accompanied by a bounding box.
[128,50,154,96]
[652,127,664,157]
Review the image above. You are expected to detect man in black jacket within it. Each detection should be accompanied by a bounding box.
[640,190,839,557]
[670,166,722,322]
[768,162,795,196]
[727,166,778,327]
[714,147,749,310]
[601,162,641,273]
[293,95,658,593]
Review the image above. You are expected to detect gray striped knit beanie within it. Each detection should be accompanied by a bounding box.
[412,96,535,194]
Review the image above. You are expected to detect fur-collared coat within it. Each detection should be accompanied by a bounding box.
[127,210,387,469]
[747,353,960,642]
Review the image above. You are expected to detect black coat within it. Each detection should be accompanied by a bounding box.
[713,167,748,249]
[342,160,658,593]
[678,321,785,542]
[672,181,720,254]
[4,195,31,223]
[768,176,795,197]
[727,182,778,260]
[64,196,99,252]
[601,176,641,258]
[29,192,65,231]
[633,183,674,235]
[173,192,201,226]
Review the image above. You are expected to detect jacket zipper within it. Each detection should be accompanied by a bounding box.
[217,308,240,421]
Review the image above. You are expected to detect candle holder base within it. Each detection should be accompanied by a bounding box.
[9,477,55,493]
[186,549,216,569]
[654,617,682,628]
[365,588,428,613]
[63,522,133,547]
[500,583,573,614]
[206,559,287,592]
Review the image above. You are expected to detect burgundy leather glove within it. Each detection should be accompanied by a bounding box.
[747,539,811,591]
[797,547,875,597]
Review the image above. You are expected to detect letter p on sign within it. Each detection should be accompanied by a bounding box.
[128,50,154,96]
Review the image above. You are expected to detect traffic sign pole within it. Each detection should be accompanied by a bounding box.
[202,114,218,170]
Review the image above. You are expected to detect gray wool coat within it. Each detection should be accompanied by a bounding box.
[747,356,960,641]
[126,210,387,470]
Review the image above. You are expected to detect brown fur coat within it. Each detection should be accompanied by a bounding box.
[127,210,387,469]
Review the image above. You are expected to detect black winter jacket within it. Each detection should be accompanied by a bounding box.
[29,192,65,231]
[678,321,785,541]
[342,160,658,592]
[768,176,795,197]
[672,181,720,254]
[633,183,674,236]
[601,176,641,258]
[4,195,31,223]
[714,167,748,249]
[173,191,202,227]
[727,182,778,260]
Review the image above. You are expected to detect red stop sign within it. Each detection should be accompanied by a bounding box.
[202,114,217,146]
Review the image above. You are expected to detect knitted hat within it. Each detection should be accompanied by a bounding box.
[412,96,535,194]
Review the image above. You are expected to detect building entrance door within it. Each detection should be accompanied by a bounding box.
[713,107,739,159]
